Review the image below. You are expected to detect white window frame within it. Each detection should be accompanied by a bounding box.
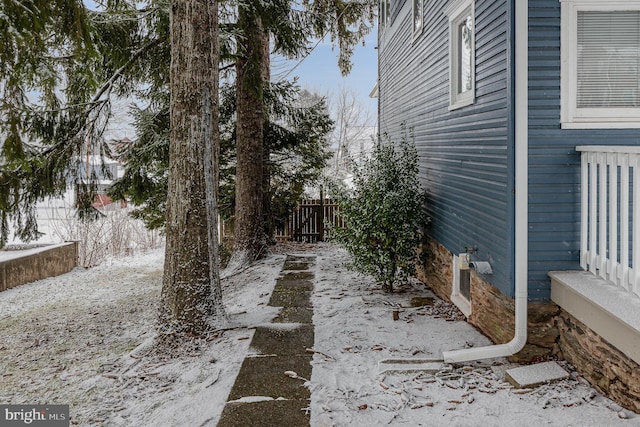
[451,254,472,317]
[560,0,640,129]
[380,0,390,29]
[446,0,475,110]
[413,0,424,39]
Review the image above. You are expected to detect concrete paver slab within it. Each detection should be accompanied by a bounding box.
[268,288,312,307]
[250,324,314,355]
[282,260,311,270]
[505,361,569,388]
[279,271,314,281]
[218,399,310,427]
[227,355,312,401]
[274,277,314,291]
[273,307,314,324]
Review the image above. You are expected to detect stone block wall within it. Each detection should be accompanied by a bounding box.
[416,237,559,363]
[0,242,78,292]
[556,311,640,413]
[417,237,640,413]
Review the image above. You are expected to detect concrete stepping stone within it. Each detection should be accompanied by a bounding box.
[274,275,314,291]
[250,325,314,356]
[273,307,314,324]
[219,254,316,427]
[218,399,310,427]
[227,355,312,401]
[505,361,569,388]
[282,255,316,270]
[282,260,311,270]
[378,358,449,374]
[278,271,314,281]
[268,288,312,307]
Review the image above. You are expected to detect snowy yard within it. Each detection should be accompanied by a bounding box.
[0,243,634,426]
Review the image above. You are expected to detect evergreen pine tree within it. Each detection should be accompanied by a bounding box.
[160,0,225,335]
[0,0,375,333]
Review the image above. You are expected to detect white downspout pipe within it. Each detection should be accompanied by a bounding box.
[443,0,528,363]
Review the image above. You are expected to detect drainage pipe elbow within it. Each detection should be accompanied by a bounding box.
[442,302,527,363]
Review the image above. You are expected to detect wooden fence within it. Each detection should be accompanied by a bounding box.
[275,198,345,243]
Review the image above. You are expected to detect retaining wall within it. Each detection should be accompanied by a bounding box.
[0,242,78,292]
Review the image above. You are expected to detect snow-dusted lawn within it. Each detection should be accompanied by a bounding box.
[0,248,283,426]
[0,243,634,426]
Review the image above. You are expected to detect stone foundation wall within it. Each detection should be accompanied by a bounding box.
[556,311,640,413]
[417,237,640,413]
[416,237,559,363]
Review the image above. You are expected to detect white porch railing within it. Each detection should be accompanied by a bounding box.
[577,145,640,298]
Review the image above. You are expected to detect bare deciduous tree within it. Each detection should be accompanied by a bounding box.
[329,85,376,177]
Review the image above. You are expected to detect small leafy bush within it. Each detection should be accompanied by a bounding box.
[328,132,429,292]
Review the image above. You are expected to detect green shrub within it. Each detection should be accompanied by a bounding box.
[328,132,429,292]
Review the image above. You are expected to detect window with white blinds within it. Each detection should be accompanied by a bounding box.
[577,11,640,109]
[560,0,640,128]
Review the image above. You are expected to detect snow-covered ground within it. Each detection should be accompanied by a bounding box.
[4,186,163,268]
[0,243,635,426]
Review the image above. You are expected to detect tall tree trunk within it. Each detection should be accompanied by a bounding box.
[160,0,223,336]
[232,8,269,264]
[261,30,275,245]
[262,146,275,244]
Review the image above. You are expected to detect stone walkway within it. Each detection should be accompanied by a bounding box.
[217,255,316,427]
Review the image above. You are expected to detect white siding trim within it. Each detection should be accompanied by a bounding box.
[447,0,475,110]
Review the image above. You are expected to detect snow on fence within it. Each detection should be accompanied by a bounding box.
[578,146,640,298]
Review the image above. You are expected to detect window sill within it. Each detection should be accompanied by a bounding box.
[412,29,423,42]
[451,293,472,318]
[561,121,640,129]
[448,97,474,111]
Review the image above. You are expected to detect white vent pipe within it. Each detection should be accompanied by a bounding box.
[443,0,528,363]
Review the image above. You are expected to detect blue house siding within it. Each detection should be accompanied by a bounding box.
[378,0,515,296]
[390,0,408,24]
[528,0,640,299]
